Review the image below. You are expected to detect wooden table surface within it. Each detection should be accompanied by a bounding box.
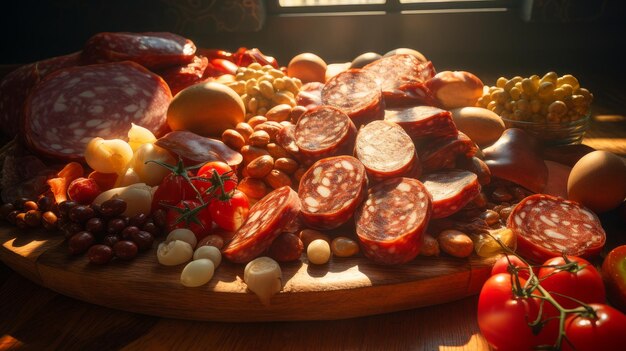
[0,67,625,351]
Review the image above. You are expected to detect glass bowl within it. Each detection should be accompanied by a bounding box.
[500,113,591,146]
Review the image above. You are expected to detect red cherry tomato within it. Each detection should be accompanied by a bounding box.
[538,256,606,309]
[151,160,199,211]
[208,190,249,232]
[491,254,534,280]
[165,200,212,240]
[67,177,101,205]
[477,273,555,350]
[195,161,237,198]
[562,304,626,351]
[602,245,626,312]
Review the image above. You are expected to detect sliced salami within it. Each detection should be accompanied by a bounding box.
[298,156,367,230]
[384,105,457,139]
[296,82,324,111]
[363,54,436,107]
[23,61,172,160]
[421,170,481,219]
[157,55,209,95]
[275,124,301,161]
[321,69,384,128]
[155,130,243,168]
[417,131,477,172]
[83,32,196,70]
[295,106,357,165]
[355,120,419,181]
[355,177,432,265]
[222,186,301,263]
[507,194,606,263]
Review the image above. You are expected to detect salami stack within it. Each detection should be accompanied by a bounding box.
[321,69,384,128]
[223,186,301,263]
[417,131,477,172]
[298,156,367,230]
[157,55,209,95]
[384,105,457,139]
[23,61,172,160]
[421,170,481,219]
[296,82,324,111]
[355,177,432,265]
[507,194,606,263]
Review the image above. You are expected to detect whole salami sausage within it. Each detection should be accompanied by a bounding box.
[295,106,357,165]
[421,170,481,219]
[384,105,457,139]
[296,82,324,111]
[363,54,436,107]
[321,69,384,128]
[507,194,607,263]
[355,177,432,265]
[83,32,196,70]
[157,55,209,95]
[222,186,301,263]
[417,131,477,172]
[298,156,367,230]
[355,120,420,181]
[23,61,172,160]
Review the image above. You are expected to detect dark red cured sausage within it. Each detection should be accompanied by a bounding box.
[275,124,301,160]
[363,54,436,107]
[417,131,477,172]
[155,130,243,168]
[298,156,367,230]
[23,61,171,161]
[321,69,384,128]
[355,177,432,265]
[157,55,209,95]
[83,32,196,70]
[296,82,324,111]
[355,120,419,181]
[222,186,301,263]
[295,106,357,165]
[507,194,606,263]
[421,170,481,219]
[384,105,457,139]
[0,52,82,141]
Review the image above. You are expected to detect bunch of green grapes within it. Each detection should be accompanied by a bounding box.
[477,72,593,123]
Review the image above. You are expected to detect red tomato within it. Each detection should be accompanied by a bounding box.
[195,161,237,198]
[151,160,199,211]
[602,245,626,312]
[562,304,626,351]
[538,256,606,309]
[478,273,555,350]
[67,177,101,205]
[165,200,212,240]
[491,254,534,280]
[209,190,249,232]
[209,58,238,75]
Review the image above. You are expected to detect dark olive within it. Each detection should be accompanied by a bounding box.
[87,244,113,264]
[15,213,28,229]
[6,209,20,225]
[68,231,95,255]
[121,226,140,240]
[37,196,54,212]
[61,222,84,239]
[100,198,127,217]
[85,217,105,236]
[141,221,161,237]
[0,202,16,220]
[151,209,167,228]
[128,213,148,227]
[130,230,154,251]
[68,205,95,223]
[113,240,138,260]
[58,200,79,218]
[107,217,128,235]
[102,234,121,248]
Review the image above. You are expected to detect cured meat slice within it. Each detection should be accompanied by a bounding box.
[421,170,481,219]
[363,54,436,107]
[23,61,172,160]
[298,156,367,230]
[355,177,432,265]
[0,52,82,141]
[275,124,301,160]
[157,55,209,95]
[295,106,357,165]
[321,69,384,128]
[296,82,324,111]
[83,32,196,70]
[222,186,301,263]
[384,105,457,139]
[155,130,243,168]
[355,120,419,181]
[417,131,477,172]
[507,194,606,263]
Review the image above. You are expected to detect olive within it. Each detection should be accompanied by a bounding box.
[100,198,127,217]
[121,226,140,240]
[58,200,78,218]
[151,209,167,228]
[87,244,113,264]
[102,234,121,248]
[61,221,84,239]
[0,202,16,220]
[5,209,20,225]
[128,213,148,227]
[85,217,105,236]
[141,221,160,237]
[37,196,54,212]
[130,230,154,251]
[107,217,128,235]
[68,205,95,223]
[68,231,95,255]
[113,240,138,260]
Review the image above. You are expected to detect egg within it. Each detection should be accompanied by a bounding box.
[287,53,327,83]
[350,52,382,69]
[567,150,626,213]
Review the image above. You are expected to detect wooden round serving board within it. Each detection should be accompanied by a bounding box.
[0,224,495,322]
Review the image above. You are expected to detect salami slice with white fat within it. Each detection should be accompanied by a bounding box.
[222,186,301,263]
[355,177,432,265]
[355,120,420,181]
[298,156,367,230]
[157,55,209,95]
[23,61,171,160]
[296,82,324,111]
[417,131,477,172]
[384,105,457,139]
[363,54,436,107]
[421,170,481,219]
[83,32,196,70]
[295,106,357,165]
[507,194,606,263]
[321,69,384,128]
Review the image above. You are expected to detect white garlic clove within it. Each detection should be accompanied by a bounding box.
[166,228,197,248]
[180,259,215,287]
[157,240,193,266]
[244,257,282,306]
[193,246,222,267]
